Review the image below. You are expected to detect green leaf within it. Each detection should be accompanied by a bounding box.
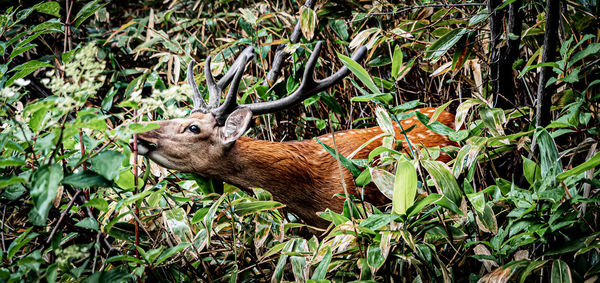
[7,228,37,260]
[62,170,111,188]
[568,43,600,68]
[0,176,26,188]
[391,45,403,79]
[535,129,561,179]
[83,268,132,283]
[82,197,109,212]
[414,111,454,135]
[479,106,506,137]
[392,158,417,215]
[425,28,467,61]
[75,217,99,230]
[407,193,462,217]
[300,7,317,40]
[329,19,348,40]
[233,200,284,217]
[522,156,541,185]
[6,60,53,87]
[551,259,572,283]
[367,244,385,271]
[90,151,125,181]
[557,151,600,182]
[30,164,63,222]
[338,53,381,94]
[318,209,349,226]
[33,1,61,17]
[316,138,361,178]
[311,247,331,280]
[154,243,191,265]
[74,0,107,28]
[360,214,398,230]
[10,43,37,60]
[0,157,26,168]
[421,160,462,207]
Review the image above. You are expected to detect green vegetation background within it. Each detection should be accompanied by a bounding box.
[0,0,599,282]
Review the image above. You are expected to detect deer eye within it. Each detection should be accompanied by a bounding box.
[187,125,201,134]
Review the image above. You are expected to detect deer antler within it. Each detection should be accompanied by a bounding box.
[248,42,367,115]
[188,46,254,114]
[187,42,366,125]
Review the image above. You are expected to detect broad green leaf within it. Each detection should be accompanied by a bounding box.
[233,200,284,217]
[338,53,381,95]
[311,247,331,280]
[30,164,63,222]
[367,244,385,271]
[62,170,111,188]
[33,1,61,17]
[329,19,348,40]
[522,156,541,185]
[428,100,454,125]
[425,28,467,60]
[154,243,191,265]
[414,111,454,135]
[568,43,600,68]
[360,214,398,230]
[535,129,561,179]
[74,0,107,28]
[421,160,462,207]
[0,157,26,167]
[519,260,549,283]
[300,7,317,40]
[369,168,394,200]
[7,228,37,260]
[391,45,403,79]
[392,158,417,215]
[164,207,190,240]
[454,99,483,130]
[475,204,497,234]
[75,217,99,231]
[375,107,395,136]
[557,151,600,182]
[82,197,109,212]
[0,176,26,188]
[90,151,125,181]
[6,60,53,87]
[479,106,506,137]
[551,259,572,283]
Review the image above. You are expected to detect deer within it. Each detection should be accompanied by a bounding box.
[134,42,456,229]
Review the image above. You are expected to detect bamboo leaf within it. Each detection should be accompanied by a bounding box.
[392,158,417,215]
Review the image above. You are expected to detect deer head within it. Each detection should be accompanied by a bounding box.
[135,42,367,176]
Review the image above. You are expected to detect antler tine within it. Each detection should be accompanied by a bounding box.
[216,46,255,91]
[204,56,222,109]
[212,47,255,124]
[205,46,256,109]
[188,61,209,113]
[247,42,367,115]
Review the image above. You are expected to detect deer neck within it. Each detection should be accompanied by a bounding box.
[216,137,323,191]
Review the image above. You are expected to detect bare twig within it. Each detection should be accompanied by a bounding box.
[46,190,82,244]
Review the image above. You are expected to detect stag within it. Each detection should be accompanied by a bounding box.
[134,42,456,228]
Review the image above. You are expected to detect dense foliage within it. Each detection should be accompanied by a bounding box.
[1,0,599,282]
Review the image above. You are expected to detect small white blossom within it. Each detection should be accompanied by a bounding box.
[14,78,30,87]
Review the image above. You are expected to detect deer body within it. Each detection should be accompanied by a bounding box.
[137,107,455,228]
[135,42,456,229]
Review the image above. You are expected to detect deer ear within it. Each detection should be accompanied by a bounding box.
[220,107,252,146]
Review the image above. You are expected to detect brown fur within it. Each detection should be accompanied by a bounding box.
[136,107,456,228]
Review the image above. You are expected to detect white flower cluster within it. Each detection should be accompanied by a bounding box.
[41,43,106,112]
[0,78,30,101]
[128,83,193,118]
